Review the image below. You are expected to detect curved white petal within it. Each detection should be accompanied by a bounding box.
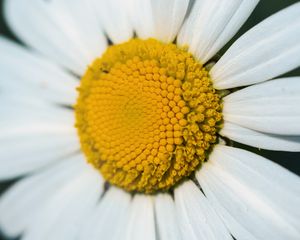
[92,0,133,44]
[221,122,300,152]
[126,0,154,39]
[177,0,258,63]
[0,37,78,105]
[79,187,131,240]
[124,195,155,240]
[22,165,103,240]
[197,145,300,240]
[5,0,107,75]
[223,77,300,135]
[175,181,232,240]
[128,0,189,43]
[211,3,300,89]
[0,96,73,126]
[154,194,181,240]
[0,102,79,179]
[0,154,88,237]
[150,0,189,43]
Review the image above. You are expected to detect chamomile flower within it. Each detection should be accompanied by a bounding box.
[0,0,300,240]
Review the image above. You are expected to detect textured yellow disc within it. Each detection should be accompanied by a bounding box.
[75,38,222,193]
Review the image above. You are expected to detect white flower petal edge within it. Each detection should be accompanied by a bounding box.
[150,0,189,43]
[124,195,155,240]
[197,145,300,240]
[175,181,232,240]
[223,77,300,135]
[128,0,189,43]
[92,0,133,44]
[0,101,79,180]
[126,0,154,39]
[4,0,107,75]
[177,0,259,63]
[211,2,300,89]
[22,165,103,240]
[0,97,73,127]
[79,187,131,240]
[154,194,182,240]
[0,37,78,105]
[0,155,88,237]
[220,122,300,152]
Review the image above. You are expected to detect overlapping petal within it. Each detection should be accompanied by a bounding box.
[123,195,156,240]
[92,0,134,44]
[220,122,300,152]
[223,77,300,135]
[22,165,103,240]
[211,2,300,89]
[154,194,182,240]
[197,145,300,240]
[79,187,131,240]
[175,181,232,240]
[128,0,189,43]
[0,155,100,237]
[0,37,78,105]
[0,99,79,179]
[177,0,259,63]
[5,0,107,75]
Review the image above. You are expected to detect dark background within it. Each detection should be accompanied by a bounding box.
[0,0,299,239]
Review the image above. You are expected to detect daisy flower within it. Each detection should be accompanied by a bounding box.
[0,0,300,240]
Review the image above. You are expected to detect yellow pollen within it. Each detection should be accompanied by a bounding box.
[75,38,222,193]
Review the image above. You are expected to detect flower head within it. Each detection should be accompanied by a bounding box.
[0,0,300,240]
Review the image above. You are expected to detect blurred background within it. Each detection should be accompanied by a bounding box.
[0,0,299,239]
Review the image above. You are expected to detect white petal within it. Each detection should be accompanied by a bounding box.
[177,0,258,63]
[197,145,300,240]
[154,194,182,240]
[150,0,189,43]
[0,102,79,179]
[124,195,155,240]
[210,3,300,89]
[0,37,78,105]
[0,154,88,237]
[223,77,300,135]
[128,0,189,43]
[92,0,133,44]
[22,165,103,240]
[221,122,300,152]
[5,0,107,75]
[53,0,107,61]
[0,97,73,127]
[175,181,232,240]
[79,187,131,240]
[127,0,155,39]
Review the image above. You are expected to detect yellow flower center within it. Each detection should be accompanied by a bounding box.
[75,38,222,193]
